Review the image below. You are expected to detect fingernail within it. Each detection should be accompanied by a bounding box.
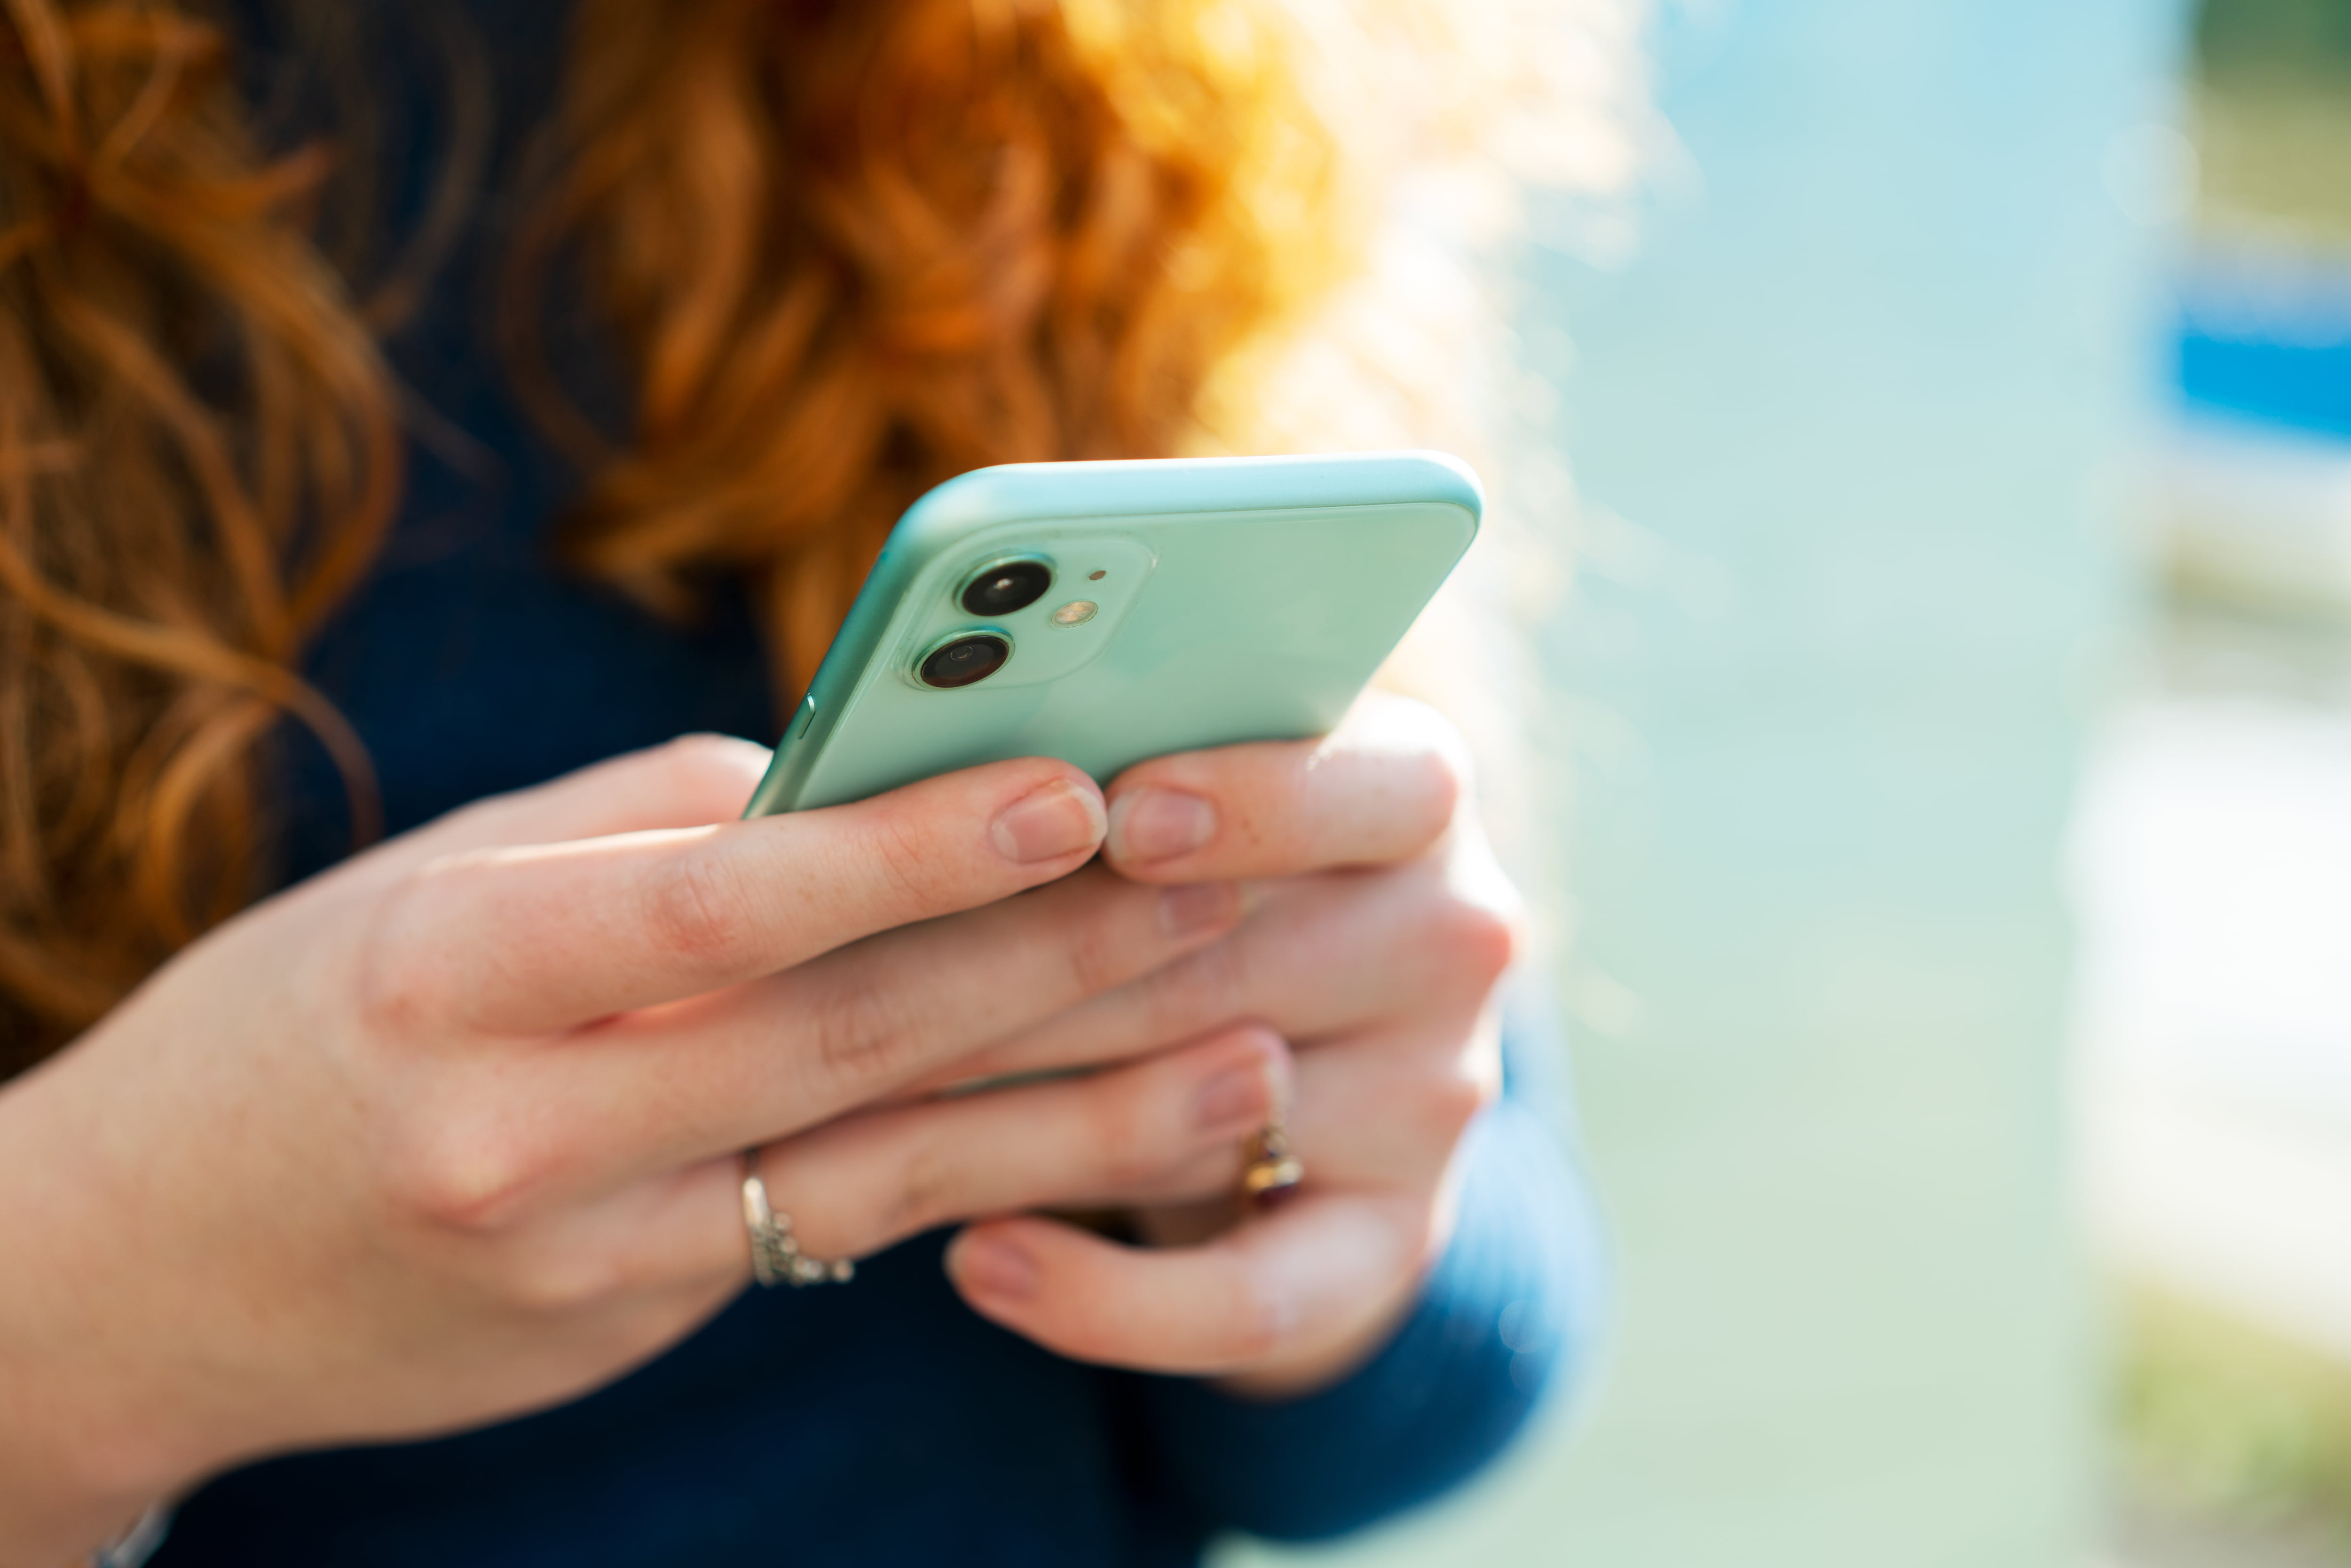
[953,1234,1038,1302]
[991,780,1107,864]
[1193,1054,1276,1133]
[1158,881,1241,938]
[1107,788,1216,864]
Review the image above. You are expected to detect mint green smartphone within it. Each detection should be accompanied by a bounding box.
[742,451,1481,817]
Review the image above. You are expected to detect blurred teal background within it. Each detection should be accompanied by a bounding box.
[1222,0,2188,1563]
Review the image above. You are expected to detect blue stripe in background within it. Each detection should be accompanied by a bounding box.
[2179,326,2351,439]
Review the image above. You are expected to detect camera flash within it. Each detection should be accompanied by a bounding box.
[1050,599,1099,627]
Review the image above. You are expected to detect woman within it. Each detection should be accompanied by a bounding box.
[0,1,1601,1563]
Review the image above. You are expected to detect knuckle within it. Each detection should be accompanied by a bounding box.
[353,867,459,1039]
[1060,900,1144,999]
[1429,891,1521,989]
[655,733,768,816]
[1418,1063,1492,1144]
[375,1103,546,1234]
[857,796,960,911]
[1361,693,1472,835]
[418,790,513,847]
[1370,690,1467,757]
[807,973,919,1087]
[1143,936,1250,1038]
[1423,709,1476,788]
[642,848,760,977]
[662,729,752,774]
[875,1141,954,1243]
[1089,1087,1163,1191]
[1414,738,1471,833]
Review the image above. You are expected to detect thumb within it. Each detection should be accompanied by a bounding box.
[367,733,778,874]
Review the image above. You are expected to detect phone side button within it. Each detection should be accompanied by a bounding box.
[791,694,818,739]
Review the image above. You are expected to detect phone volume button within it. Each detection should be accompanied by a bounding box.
[791,694,818,738]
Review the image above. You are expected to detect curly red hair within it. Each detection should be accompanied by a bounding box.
[0,0,1347,1070]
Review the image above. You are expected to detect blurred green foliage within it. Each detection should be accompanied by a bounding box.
[2192,0,2351,241]
[2119,1289,2351,1543]
[2199,0,2351,79]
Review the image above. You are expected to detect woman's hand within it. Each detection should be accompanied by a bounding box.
[0,738,1280,1566]
[938,693,1524,1396]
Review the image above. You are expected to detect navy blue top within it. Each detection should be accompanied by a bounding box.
[148,8,1602,1562]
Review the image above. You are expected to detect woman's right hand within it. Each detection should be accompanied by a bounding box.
[0,736,1276,1566]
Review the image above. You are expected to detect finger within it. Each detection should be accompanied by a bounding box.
[944,1191,1435,1379]
[347,734,775,884]
[1280,1012,1500,1189]
[425,734,774,853]
[508,864,1250,1184]
[371,757,1109,1035]
[921,850,1514,1092]
[602,1026,1292,1287]
[955,1004,1505,1211]
[1107,1011,1506,1206]
[1101,691,1466,882]
[763,1025,1289,1258]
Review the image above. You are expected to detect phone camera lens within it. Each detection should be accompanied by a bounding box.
[960,559,1053,616]
[919,632,1011,689]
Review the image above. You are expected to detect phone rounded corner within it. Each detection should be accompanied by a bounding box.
[892,465,1036,551]
[1395,449,1485,530]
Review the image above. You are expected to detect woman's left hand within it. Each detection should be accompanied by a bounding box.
[931,692,1524,1396]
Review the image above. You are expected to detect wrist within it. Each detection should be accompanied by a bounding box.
[0,1065,206,1565]
[0,1470,163,1568]
[0,1300,179,1568]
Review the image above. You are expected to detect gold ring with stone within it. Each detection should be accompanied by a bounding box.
[1240,1122,1304,1207]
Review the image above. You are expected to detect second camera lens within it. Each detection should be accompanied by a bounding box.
[918,632,1011,689]
[960,559,1053,616]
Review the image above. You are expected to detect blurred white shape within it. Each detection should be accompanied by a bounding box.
[2097,1083,2351,1365]
[2075,699,2351,1348]
[2161,418,2351,575]
[2150,423,2351,725]
[2104,122,2200,228]
[1275,0,1662,246]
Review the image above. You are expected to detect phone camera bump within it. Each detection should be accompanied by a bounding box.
[919,632,1012,689]
[960,558,1053,616]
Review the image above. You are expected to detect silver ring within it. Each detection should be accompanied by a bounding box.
[740,1148,854,1288]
